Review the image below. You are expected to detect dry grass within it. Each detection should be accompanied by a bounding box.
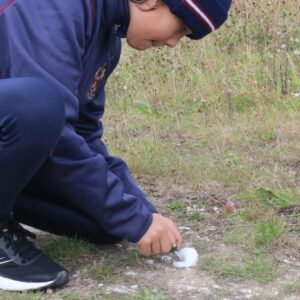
[104,0,300,286]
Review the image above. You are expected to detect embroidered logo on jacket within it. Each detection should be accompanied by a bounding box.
[87,63,107,100]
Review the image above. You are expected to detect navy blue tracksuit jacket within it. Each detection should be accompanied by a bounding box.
[0,0,157,242]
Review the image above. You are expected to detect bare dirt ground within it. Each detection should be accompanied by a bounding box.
[29,179,300,300]
[38,231,300,300]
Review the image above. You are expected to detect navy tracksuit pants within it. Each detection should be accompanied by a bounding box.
[0,78,121,244]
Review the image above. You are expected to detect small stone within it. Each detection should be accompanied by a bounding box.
[146,259,154,265]
[46,289,53,295]
[178,226,191,231]
[125,270,137,276]
[161,255,172,263]
[212,284,221,289]
[241,288,252,294]
[197,236,209,242]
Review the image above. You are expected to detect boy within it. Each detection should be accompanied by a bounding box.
[0,0,231,291]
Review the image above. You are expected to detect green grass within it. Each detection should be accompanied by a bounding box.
[226,218,286,251]
[121,249,146,267]
[88,257,120,284]
[106,0,300,194]
[255,219,286,248]
[283,282,300,295]
[239,188,300,208]
[88,289,169,300]
[214,289,234,299]
[0,291,43,300]
[38,236,98,267]
[123,288,169,300]
[166,200,186,212]
[59,289,168,300]
[200,254,276,283]
[59,290,82,300]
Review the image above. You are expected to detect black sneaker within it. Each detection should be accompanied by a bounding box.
[0,217,69,291]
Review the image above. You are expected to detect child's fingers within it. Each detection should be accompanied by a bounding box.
[167,220,182,249]
[137,213,182,256]
[151,239,161,255]
[137,238,152,256]
[167,230,178,251]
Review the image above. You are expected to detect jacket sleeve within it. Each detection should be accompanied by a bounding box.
[1,0,156,242]
[75,90,158,215]
[43,124,155,243]
[1,0,89,122]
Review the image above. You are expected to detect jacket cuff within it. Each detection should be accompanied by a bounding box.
[126,210,153,243]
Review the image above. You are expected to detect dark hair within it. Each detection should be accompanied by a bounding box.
[130,0,162,5]
[129,0,163,11]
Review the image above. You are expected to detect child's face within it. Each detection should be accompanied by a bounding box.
[127,1,190,50]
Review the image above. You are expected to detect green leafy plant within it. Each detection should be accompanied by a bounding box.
[134,100,156,115]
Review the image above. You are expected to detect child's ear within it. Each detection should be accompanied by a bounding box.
[135,0,159,11]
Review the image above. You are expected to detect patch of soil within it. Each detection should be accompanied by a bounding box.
[24,182,300,300]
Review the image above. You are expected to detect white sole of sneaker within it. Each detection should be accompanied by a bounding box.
[0,276,56,291]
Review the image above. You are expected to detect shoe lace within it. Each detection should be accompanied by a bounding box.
[0,218,40,263]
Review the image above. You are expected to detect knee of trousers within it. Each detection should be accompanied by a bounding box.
[0,77,65,150]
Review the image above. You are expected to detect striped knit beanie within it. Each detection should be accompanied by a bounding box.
[163,0,232,40]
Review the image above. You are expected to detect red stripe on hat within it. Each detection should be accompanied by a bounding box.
[0,0,15,14]
[183,0,217,32]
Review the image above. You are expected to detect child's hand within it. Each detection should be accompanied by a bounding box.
[137,213,182,256]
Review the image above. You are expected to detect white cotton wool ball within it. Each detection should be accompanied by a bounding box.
[173,247,199,268]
